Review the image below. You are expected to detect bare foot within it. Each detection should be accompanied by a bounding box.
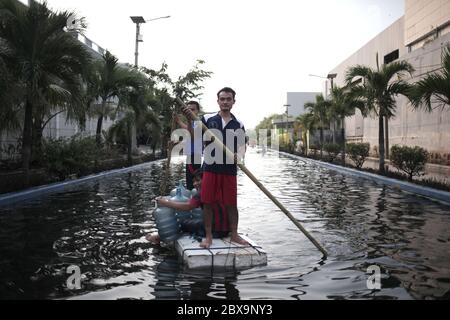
[145,233,160,245]
[200,237,212,248]
[230,234,249,246]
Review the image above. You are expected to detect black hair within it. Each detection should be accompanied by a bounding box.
[217,87,236,100]
[186,100,200,111]
[193,169,203,181]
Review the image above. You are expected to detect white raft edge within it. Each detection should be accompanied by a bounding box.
[175,234,267,270]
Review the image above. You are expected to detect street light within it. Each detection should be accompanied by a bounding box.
[327,73,337,90]
[308,73,337,96]
[130,15,171,67]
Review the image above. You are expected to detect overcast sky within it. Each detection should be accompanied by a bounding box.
[41,0,404,128]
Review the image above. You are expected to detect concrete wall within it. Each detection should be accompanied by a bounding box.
[405,0,450,47]
[328,17,406,145]
[0,112,117,160]
[329,17,406,87]
[43,110,116,140]
[328,14,450,164]
[286,92,321,117]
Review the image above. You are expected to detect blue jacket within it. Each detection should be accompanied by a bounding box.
[201,112,245,176]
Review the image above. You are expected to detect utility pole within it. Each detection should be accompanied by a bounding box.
[130,15,170,155]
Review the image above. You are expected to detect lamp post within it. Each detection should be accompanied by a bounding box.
[129,15,170,155]
[130,15,171,67]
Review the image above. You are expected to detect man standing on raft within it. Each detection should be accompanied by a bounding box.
[186,87,248,248]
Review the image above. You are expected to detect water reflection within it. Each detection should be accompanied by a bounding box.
[151,257,241,300]
[0,150,449,299]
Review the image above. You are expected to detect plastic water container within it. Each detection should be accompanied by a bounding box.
[170,181,191,198]
[191,207,203,221]
[153,206,180,243]
[170,183,191,224]
[175,211,192,224]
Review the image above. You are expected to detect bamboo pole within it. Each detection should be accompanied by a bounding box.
[176,97,328,257]
[159,110,177,195]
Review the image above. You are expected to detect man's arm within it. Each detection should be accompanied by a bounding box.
[174,113,189,130]
[156,197,196,211]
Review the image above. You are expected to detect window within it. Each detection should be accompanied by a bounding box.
[384,49,399,65]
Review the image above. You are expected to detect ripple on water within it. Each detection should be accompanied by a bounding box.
[0,152,449,299]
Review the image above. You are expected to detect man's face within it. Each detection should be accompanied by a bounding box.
[217,91,235,112]
[187,103,199,115]
[193,178,201,191]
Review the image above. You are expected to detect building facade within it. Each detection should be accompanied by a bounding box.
[328,0,450,166]
[286,92,321,118]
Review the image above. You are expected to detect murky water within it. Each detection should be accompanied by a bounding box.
[0,149,449,300]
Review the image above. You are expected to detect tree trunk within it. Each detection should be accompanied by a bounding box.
[96,99,107,146]
[305,130,309,156]
[22,99,33,186]
[332,121,336,144]
[32,118,44,165]
[131,124,138,155]
[161,133,168,158]
[96,115,104,146]
[320,127,324,160]
[378,115,385,174]
[385,116,389,161]
[341,117,346,166]
[127,121,133,166]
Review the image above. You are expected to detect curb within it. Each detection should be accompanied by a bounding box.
[278,151,450,205]
[0,160,162,207]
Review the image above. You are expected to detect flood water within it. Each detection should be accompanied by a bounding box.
[0,149,449,300]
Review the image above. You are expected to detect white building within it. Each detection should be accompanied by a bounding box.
[327,0,450,167]
[286,92,321,118]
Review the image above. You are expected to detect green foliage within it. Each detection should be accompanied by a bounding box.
[390,145,428,181]
[173,60,213,100]
[329,86,365,121]
[0,0,92,175]
[304,94,332,159]
[409,44,450,111]
[42,135,98,180]
[304,94,331,130]
[142,60,212,152]
[255,114,280,146]
[347,143,370,169]
[324,143,341,162]
[297,112,318,132]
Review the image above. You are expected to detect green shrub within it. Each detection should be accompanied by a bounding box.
[324,143,341,162]
[43,135,98,180]
[347,143,370,169]
[390,145,428,181]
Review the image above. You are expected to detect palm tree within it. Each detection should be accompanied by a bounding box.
[115,70,161,164]
[410,44,450,111]
[329,86,366,165]
[297,112,318,156]
[88,51,139,146]
[304,94,331,159]
[0,0,91,183]
[346,56,414,174]
[0,56,23,133]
